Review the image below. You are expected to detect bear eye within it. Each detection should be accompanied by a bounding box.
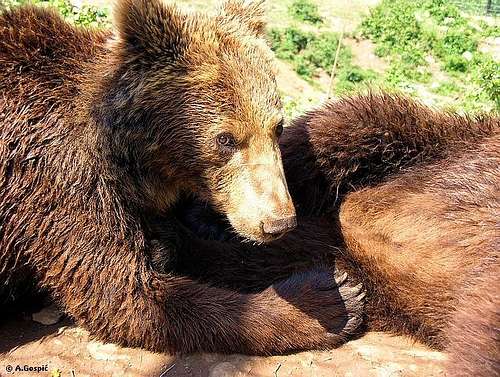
[216,132,236,149]
[275,119,284,138]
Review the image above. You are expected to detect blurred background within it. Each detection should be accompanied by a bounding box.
[4,0,499,118]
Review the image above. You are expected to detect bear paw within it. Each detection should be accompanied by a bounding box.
[273,267,365,348]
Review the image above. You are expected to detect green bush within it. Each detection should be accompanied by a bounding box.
[479,21,500,38]
[335,66,379,93]
[360,0,431,86]
[360,0,480,73]
[350,68,378,84]
[304,32,352,71]
[288,0,323,24]
[431,81,458,96]
[269,27,350,77]
[361,0,499,110]
[443,55,468,73]
[433,29,478,59]
[2,0,109,27]
[269,26,378,95]
[269,27,314,61]
[423,0,461,22]
[475,58,500,109]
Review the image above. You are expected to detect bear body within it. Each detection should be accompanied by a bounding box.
[0,1,365,354]
[3,0,496,370]
[178,93,498,374]
[281,93,499,375]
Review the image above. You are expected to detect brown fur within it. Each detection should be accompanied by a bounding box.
[444,262,499,376]
[0,0,365,355]
[278,93,499,375]
[176,93,499,373]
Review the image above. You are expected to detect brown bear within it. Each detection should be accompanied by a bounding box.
[0,0,365,354]
[177,93,499,375]
[283,93,498,376]
[284,93,499,376]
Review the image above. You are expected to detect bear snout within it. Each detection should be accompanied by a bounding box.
[262,215,297,237]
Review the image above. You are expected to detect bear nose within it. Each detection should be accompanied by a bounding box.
[262,216,297,236]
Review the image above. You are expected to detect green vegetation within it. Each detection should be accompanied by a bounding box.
[450,0,500,15]
[2,0,109,27]
[361,0,499,111]
[273,0,498,113]
[288,0,323,24]
[2,0,498,114]
[269,27,378,93]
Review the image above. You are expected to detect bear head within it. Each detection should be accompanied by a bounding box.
[88,0,296,243]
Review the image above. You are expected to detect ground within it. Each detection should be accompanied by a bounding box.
[1,307,446,377]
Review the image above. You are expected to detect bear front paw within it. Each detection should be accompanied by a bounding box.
[273,267,365,348]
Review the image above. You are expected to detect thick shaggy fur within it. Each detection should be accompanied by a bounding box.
[279,93,499,375]
[178,93,498,374]
[0,1,364,354]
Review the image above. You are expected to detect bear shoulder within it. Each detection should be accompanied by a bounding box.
[0,5,109,79]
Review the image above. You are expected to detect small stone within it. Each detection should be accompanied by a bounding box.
[32,305,63,325]
[424,55,436,64]
[209,362,239,377]
[87,342,129,361]
[462,51,473,61]
[202,353,220,363]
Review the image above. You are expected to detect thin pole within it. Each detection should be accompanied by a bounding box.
[327,26,345,99]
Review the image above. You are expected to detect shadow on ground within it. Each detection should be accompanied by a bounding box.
[0,309,447,377]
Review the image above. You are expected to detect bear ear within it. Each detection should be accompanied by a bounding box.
[113,0,188,59]
[219,0,267,38]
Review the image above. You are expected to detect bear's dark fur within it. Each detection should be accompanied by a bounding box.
[178,93,499,375]
[0,0,365,355]
[281,93,499,375]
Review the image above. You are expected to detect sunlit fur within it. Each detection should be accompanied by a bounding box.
[89,0,294,241]
[280,93,499,376]
[0,0,364,354]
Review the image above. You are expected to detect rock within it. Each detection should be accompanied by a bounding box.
[32,305,63,326]
[462,51,473,61]
[87,342,130,361]
[209,362,240,377]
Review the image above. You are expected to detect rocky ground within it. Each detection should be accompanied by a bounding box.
[0,306,447,377]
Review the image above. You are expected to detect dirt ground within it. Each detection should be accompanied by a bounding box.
[0,308,447,377]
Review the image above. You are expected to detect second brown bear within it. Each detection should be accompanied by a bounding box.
[178,93,499,376]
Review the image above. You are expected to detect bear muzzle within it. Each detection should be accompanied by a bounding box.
[262,215,297,237]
